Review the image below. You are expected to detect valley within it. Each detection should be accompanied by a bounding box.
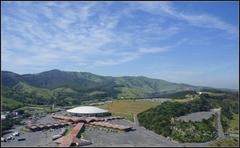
[1,1,238,147]
[1,70,239,147]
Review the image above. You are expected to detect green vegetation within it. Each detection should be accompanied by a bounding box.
[19,127,30,133]
[1,117,21,132]
[158,90,198,99]
[2,70,238,143]
[201,92,239,132]
[137,91,238,142]
[66,125,73,135]
[2,96,23,111]
[3,70,237,108]
[98,100,160,122]
[137,97,212,139]
[209,138,239,147]
[2,70,202,107]
[228,113,239,133]
[171,116,217,142]
[15,104,59,116]
[3,82,53,105]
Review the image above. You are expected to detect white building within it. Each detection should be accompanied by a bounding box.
[66,106,109,117]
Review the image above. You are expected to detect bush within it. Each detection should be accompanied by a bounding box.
[138,92,237,142]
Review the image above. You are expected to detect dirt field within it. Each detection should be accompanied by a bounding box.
[97,100,161,122]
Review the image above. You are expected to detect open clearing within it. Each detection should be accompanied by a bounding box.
[229,113,239,132]
[209,138,239,147]
[97,100,161,122]
[82,119,180,147]
[176,111,215,122]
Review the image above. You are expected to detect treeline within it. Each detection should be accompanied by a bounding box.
[152,90,197,99]
[2,70,204,108]
[137,91,238,142]
[2,81,121,107]
[137,96,212,137]
[200,92,239,132]
[2,97,24,111]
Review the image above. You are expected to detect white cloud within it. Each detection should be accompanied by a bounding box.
[178,13,237,34]
[95,52,140,66]
[139,47,169,53]
[2,1,237,72]
[131,1,237,35]
[129,1,175,16]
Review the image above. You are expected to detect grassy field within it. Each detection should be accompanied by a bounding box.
[2,96,24,111]
[174,98,194,103]
[97,100,160,122]
[228,113,239,133]
[15,105,59,116]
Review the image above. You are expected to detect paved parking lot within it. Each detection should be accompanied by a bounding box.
[1,112,65,147]
[1,125,61,147]
[82,119,180,147]
[1,112,212,147]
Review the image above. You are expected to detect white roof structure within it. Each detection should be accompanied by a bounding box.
[1,115,6,120]
[67,106,108,114]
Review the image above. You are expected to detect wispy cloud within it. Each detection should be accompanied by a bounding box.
[2,1,182,69]
[2,1,237,75]
[95,52,140,66]
[138,47,169,53]
[131,1,237,35]
[179,13,237,34]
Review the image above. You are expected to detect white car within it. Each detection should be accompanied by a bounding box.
[1,137,6,142]
[12,132,20,136]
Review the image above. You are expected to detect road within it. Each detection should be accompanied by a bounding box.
[214,108,225,139]
[1,109,225,147]
[182,108,225,147]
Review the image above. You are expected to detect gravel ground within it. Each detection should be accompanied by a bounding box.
[176,111,215,122]
[82,119,181,147]
[82,119,221,147]
[1,125,61,147]
[1,112,65,147]
[215,110,224,138]
[2,110,222,147]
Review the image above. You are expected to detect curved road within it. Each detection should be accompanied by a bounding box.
[182,108,224,147]
[215,109,225,139]
[132,108,225,147]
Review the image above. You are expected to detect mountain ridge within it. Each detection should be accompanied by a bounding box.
[1,69,235,107]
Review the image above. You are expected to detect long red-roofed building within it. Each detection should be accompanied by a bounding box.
[54,123,84,147]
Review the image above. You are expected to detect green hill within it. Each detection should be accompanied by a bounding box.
[137,92,238,142]
[2,96,24,111]
[1,69,233,107]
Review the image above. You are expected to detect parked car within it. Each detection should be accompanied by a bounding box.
[12,131,20,136]
[18,138,26,141]
[6,136,14,141]
[52,134,62,140]
[52,128,68,140]
[59,128,67,135]
[1,137,7,142]
[79,139,92,146]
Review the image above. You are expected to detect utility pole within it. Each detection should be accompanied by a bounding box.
[52,104,54,112]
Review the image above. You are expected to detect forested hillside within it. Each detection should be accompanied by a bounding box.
[2,69,198,108]
[137,92,238,142]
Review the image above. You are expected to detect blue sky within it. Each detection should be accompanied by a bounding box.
[2,1,239,89]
